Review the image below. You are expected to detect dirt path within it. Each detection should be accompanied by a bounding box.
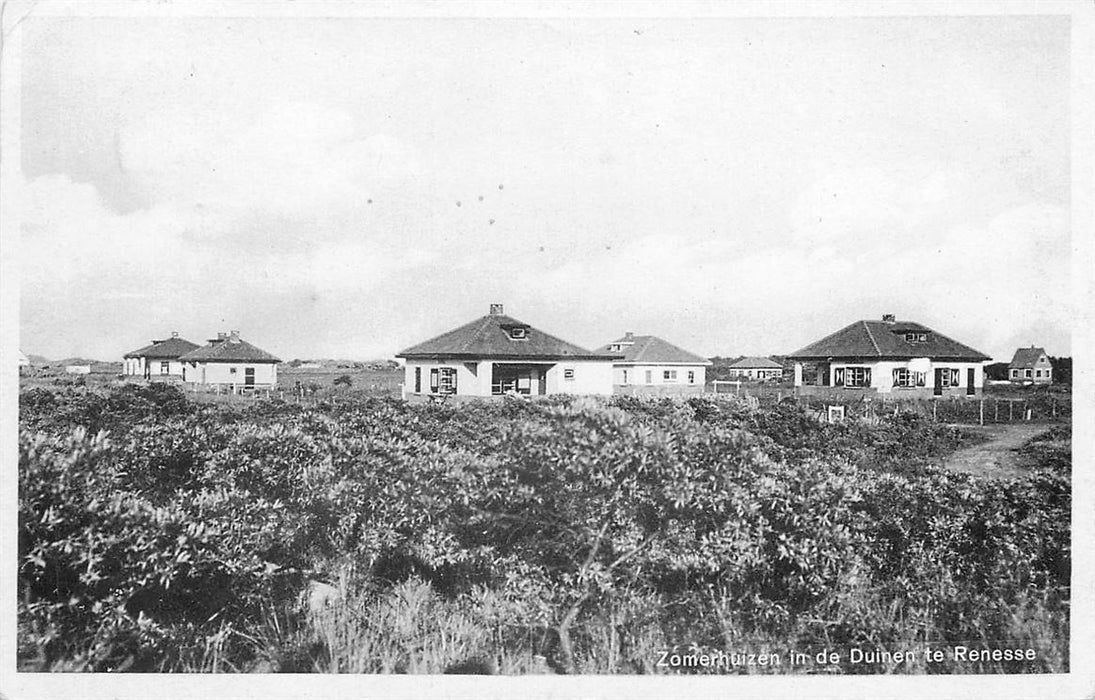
[942,423,1056,478]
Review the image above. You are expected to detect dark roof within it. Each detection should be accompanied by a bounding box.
[727,356,783,369]
[593,335,710,365]
[1009,347,1048,369]
[178,337,280,363]
[788,319,990,361]
[397,313,617,360]
[124,336,201,359]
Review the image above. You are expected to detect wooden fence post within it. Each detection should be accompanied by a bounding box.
[994,400,998,422]
[1009,401,1013,421]
[932,401,937,421]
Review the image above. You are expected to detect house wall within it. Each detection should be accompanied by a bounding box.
[1009,354,1052,384]
[545,361,614,395]
[124,357,185,377]
[727,367,782,379]
[184,361,278,385]
[613,364,707,388]
[402,358,614,397]
[795,359,985,397]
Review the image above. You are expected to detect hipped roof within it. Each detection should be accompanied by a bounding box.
[728,356,783,369]
[789,319,990,361]
[397,313,617,360]
[179,337,280,363]
[123,337,201,359]
[592,335,710,365]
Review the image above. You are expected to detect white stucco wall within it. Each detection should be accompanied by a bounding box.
[545,360,615,395]
[614,364,706,387]
[184,361,277,385]
[797,359,985,394]
[124,357,185,377]
[403,358,614,397]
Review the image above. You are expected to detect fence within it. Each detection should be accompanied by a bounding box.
[790,394,1067,425]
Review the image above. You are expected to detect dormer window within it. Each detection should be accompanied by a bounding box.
[609,344,622,352]
[509,327,527,340]
[904,332,928,343]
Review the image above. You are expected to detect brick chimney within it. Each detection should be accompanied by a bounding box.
[624,332,634,340]
[489,303,504,316]
[229,330,240,343]
[882,314,896,324]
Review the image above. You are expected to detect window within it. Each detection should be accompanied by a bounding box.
[509,327,527,340]
[229,367,237,375]
[1035,369,1042,378]
[622,370,629,383]
[834,366,871,388]
[609,344,621,352]
[892,368,926,388]
[160,361,170,374]
[1025,369,1032,378]
[938,368,961,388]
[563,368,575,381]
[645,370,652,384]
[687,371,695,384]
[1011,369,1019,378]
[414,367,422,393]
[663,370,677,382]
[430,367,458,394]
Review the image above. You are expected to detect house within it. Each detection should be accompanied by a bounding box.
[726,356,784,381]
[396,304,619,400]
[1008,346,1053,385]
[65,365,91,375]
[18,350,30,367]
[123,332,201,379]
[592,332,710,395]
[178,331,280,391]
[788,314,990,397]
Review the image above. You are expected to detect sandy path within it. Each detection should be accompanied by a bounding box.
[942,423,1056,478]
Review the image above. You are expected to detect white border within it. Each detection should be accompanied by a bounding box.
[1,1,1092,699]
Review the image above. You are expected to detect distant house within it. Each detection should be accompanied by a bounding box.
[726,356,784,381]
[65,365,91,375]
[396,304,618,399]
[592,332,710,395]
[123,332,201,379]
[1008,346,1052,385]
[18,350,30,368]
[788,314,990,397]
[178,331,281,390]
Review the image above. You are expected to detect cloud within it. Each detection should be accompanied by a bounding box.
[118,101,419,232]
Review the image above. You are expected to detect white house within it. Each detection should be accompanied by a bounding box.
[1008,346,1053,385]
[178,331,280,391]
[726,356,784,380]
[788,314,990,398]
[592,332,710,395]
[123,332,201,379]
[396,304,618,400]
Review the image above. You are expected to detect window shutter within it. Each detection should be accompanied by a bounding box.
[834,367,845,386]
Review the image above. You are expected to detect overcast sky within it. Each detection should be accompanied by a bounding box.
[16,11,1072,362]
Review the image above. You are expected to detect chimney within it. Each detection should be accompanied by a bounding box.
[171,331,179,338]
[489,303,504,316]
[624,332,634,340]
[882,314,896,324]
[229,330,240,343]
[218,332,228,339]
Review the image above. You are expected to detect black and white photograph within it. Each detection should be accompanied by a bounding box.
[2,1,1092,698]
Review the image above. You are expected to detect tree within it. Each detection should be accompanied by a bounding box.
[333,375,353,389]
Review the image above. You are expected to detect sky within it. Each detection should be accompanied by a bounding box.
[14,10,1074,362]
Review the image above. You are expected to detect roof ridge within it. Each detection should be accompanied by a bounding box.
[862,320,882,356]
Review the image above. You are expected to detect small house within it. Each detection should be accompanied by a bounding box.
[788,314,990,397]
[178,331,280,391]
[65,364,91,375]
[592,333,710,395]
[396,304,618,400]
[1008,346,1053,385]
[726,356,784,381]
[123,333,201,379]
